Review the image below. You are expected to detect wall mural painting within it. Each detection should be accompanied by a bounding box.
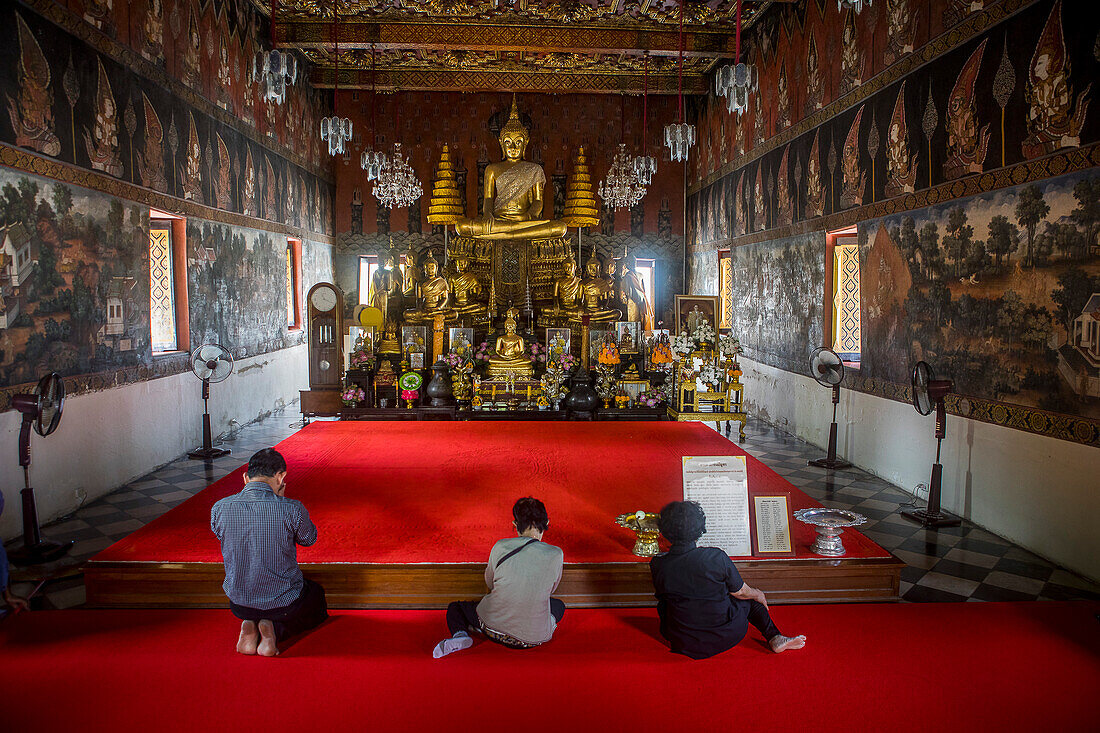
[689,0,1099,198]
[724,233,826,375]
[0,168,150,388]
[0,6,333,236]
[859,170,1100,418]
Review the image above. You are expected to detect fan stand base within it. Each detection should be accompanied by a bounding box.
[188,446,231,460]
[9,539,74,567]
[901,509,962,528]
[808,457,852,470]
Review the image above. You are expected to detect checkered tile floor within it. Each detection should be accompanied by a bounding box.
[5,415,1099,610]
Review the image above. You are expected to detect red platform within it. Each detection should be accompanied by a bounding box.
[86,422,901,607]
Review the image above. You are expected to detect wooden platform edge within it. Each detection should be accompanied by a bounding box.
[84,556,903,609]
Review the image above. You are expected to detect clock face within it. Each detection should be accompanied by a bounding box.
[310,286,338,312]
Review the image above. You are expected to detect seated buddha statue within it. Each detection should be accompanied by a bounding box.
[578,253,622,323]
[404,252,457,323]
[448,257,485,315]
[454,96,568,242]
[487,308,534,379]
[545,258,584,319]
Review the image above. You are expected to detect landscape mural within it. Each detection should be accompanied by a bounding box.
[859,170,1100,419]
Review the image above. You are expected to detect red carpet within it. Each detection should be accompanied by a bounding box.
[93,421,888,564]
[1,602,1096,731]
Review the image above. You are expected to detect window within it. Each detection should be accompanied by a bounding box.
[148,220,177,352]
[634,258,656,325]
[717,251,732,330]
[828,228,861,363]
[287,239,302,329]
[358,255,378,306]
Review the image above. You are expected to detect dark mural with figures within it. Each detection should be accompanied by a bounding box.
[687,0,1100,246]
[0,4,333,236]
[859,170,1100,420]
[724,233,825,374]
[0,167,330,395]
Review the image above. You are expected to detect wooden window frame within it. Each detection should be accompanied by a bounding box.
[149,212,189,355]
[287,239,303,331]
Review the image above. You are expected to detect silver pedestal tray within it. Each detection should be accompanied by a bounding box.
[793,508,867,557]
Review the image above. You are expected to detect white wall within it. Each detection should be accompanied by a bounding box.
[1,344,308,540]
[739,356,1100,584]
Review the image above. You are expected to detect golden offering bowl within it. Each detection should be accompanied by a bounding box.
[616,510,662,557]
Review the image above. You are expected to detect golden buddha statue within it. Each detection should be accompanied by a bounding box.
[448,257,485,315]
[579,253,622,323]
[402,243,422,299]
[454,96,568,241]
[546,258,584,319]
[487,307,534,379]
[369,247,403,335]
[404,251,457,323]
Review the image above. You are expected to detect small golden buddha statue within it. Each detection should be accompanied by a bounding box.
[368,247,403,332]
[448,257,485,315]
[546,258,584,319]
[488,307,534,379]
[579,254,622,323]
[454,96,568,241]
[404,251,458,323]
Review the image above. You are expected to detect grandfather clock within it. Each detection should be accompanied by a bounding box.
[301,282,345,416]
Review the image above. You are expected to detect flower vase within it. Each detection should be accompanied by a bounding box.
[405,398,415,409]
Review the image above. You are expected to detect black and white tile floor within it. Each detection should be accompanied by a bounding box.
[6,414,1099,610]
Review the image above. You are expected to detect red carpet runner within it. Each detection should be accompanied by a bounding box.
[1,602,1096,731]
[93,421,888,564]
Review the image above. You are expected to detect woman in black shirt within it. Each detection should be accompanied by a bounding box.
[650,501,806,659]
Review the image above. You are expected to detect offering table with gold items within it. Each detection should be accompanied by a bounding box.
[670,373,748,442]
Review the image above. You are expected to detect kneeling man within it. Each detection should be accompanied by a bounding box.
[211,448,328,656]
[651,501,805,659]
[434,497,564,657]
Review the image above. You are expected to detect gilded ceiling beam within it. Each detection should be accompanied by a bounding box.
[278,21,736,58]
[309,66,708,95]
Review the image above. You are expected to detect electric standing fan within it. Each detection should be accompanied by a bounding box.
[9,372,74,565]
[187,344,234,460]
[807,347,852,470]
[902,361,961,528]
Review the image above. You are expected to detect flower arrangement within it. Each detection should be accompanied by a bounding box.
[443,351,465,370]
[473,341,492,365]
[719,333,743,358]
[527,341,546,363]
[349,348,374,369]
[595,366,617,402]
[672,331,695,357]
[698,361,724,390]
[651,337,675,364]
[554,352,577,372]
[597,335,621,366]
[541,367,566,401]
[693,320,716,346]
[341,385,366,407]
[637,389,665,408]
[400,389,419,408]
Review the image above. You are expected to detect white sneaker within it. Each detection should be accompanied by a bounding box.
[432,632,473,658]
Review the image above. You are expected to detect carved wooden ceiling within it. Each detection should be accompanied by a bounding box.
[254,1,781,93]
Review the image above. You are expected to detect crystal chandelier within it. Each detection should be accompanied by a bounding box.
[838,0,871,12]
[664,0,695,162]
[360,44,388,181]
[633,53,657,186]
[715,0,758,116]
[252,2,296,105]
[318,0,351,157]
[373,143,422,210]
[598,144,646,210]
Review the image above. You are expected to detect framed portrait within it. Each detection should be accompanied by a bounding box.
[674,295,720,336]
[409,352,425,370]
[401,325,428,356]
[448,327,474,361]
[545,328,571,364]
[614,321,640,353]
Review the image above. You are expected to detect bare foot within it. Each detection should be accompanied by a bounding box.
[257,620,279,657]
[236,620,258,655]
[769,634,807,653]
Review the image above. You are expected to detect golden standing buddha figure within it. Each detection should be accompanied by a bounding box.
[404,252,457,323]
[488,308,534,379]
[448,257,485,315]
[454,96,568,241]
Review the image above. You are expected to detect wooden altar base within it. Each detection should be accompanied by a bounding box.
[85,422,901,609]
[85,555,901,608]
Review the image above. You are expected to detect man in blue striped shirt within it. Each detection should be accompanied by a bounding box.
[211,448,327,656]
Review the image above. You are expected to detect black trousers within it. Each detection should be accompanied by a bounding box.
[446,599,565,645]
[230,579,329,643]
[743,598,781,641]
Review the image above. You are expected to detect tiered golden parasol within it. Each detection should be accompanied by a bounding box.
[562,146,600,228]
[426,144,464,225]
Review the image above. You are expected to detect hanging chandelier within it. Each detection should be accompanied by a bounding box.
[318,0,351,157]
[664,0,695,162]
[715,0,758,116]
[360,45,387,180]
[373,142,422,209]
[838,0,871,12]
[253,1,296,105]
[633,53,657,186]
[599,144,646,210]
